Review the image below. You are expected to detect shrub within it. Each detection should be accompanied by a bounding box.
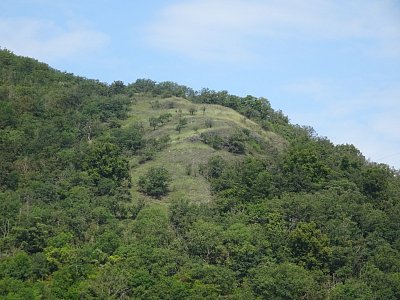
[138,167,171,198]
[225,134,246,154]
[200,132,223,150]
[189,107,197,115]
[176,117,188,133]
[164,101,175,109]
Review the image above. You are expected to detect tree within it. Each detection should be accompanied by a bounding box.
[83,142,130,184]
[109,80,125,95]
[289,221,332,270]
[360,164,390,202]
[281,139,335,192]
[113,122,144,153]
[175,117,187,133]
[132,206,174,246]
[129,78,156,93]
[138,166,171,198]
[186,220,224,263]
[169,198,197,235]
[330,279,374,300]
[249,262,321,299]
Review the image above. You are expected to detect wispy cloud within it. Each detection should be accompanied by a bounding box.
[0,18,109,61]
[147,0,400,61]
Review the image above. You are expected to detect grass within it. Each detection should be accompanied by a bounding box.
[129,142,214,205]
[124,95,284,206]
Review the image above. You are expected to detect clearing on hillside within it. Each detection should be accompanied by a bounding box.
[125,95,285,205]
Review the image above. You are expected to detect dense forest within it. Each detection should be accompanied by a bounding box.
[1,49,400,299]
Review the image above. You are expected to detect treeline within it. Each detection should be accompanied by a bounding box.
[112,78,292,139]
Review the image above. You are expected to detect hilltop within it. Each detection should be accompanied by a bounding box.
[125,94,285,205]
[1,49,400,299]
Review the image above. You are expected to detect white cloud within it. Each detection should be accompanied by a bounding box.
[0,18,109,62]
[147,0,400,61]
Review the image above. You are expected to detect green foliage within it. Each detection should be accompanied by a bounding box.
[200,131,247,154]
[149,116,159,130]
[138,166,171,198]
[289,221,332,270]
[200,155,226,179]
[112,122,144,153]
[200,132,224,150]
[139,134,170,162]
[280,138,336,192]
[225,133,246,154]
[0,251,33,280]
[109,80,125,95]
[128,78,156,93]
[149,113,172,130]
[186,220,224,263]
[169,198,198,235]
[175,117,188,133]
[0,191,20,238]
[83,142,130,184]
[0,50,133,298]
[1,50,400,299]
[183,263,236,296]
[360,164,390,202]
[330,280,374,300]
[249,262,321,299]
[205,157,277,201]
[132,206,174,247]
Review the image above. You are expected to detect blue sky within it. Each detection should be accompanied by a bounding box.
[1,0,400,168]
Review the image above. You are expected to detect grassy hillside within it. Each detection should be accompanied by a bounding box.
[125,95,285,205]
[1,49,400,299]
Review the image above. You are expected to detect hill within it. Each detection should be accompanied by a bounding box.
[126,94,285,205]
[1,49,400,299]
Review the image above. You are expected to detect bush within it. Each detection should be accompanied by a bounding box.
[205,119,213,128]
[138,167,171,198]
[138,135,171,163]
[200,132,224,150]
[176,117,188,133]
[112,122,144,153]
[225,134,246,154]
[189,107,197,115]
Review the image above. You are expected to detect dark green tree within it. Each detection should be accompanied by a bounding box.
[249,262,321,299]
[138,167,171,198]
[289,221,332,270]
[83,142,130,185]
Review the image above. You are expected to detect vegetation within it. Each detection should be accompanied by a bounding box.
[1,49,400,299]
[138,166,171,198]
